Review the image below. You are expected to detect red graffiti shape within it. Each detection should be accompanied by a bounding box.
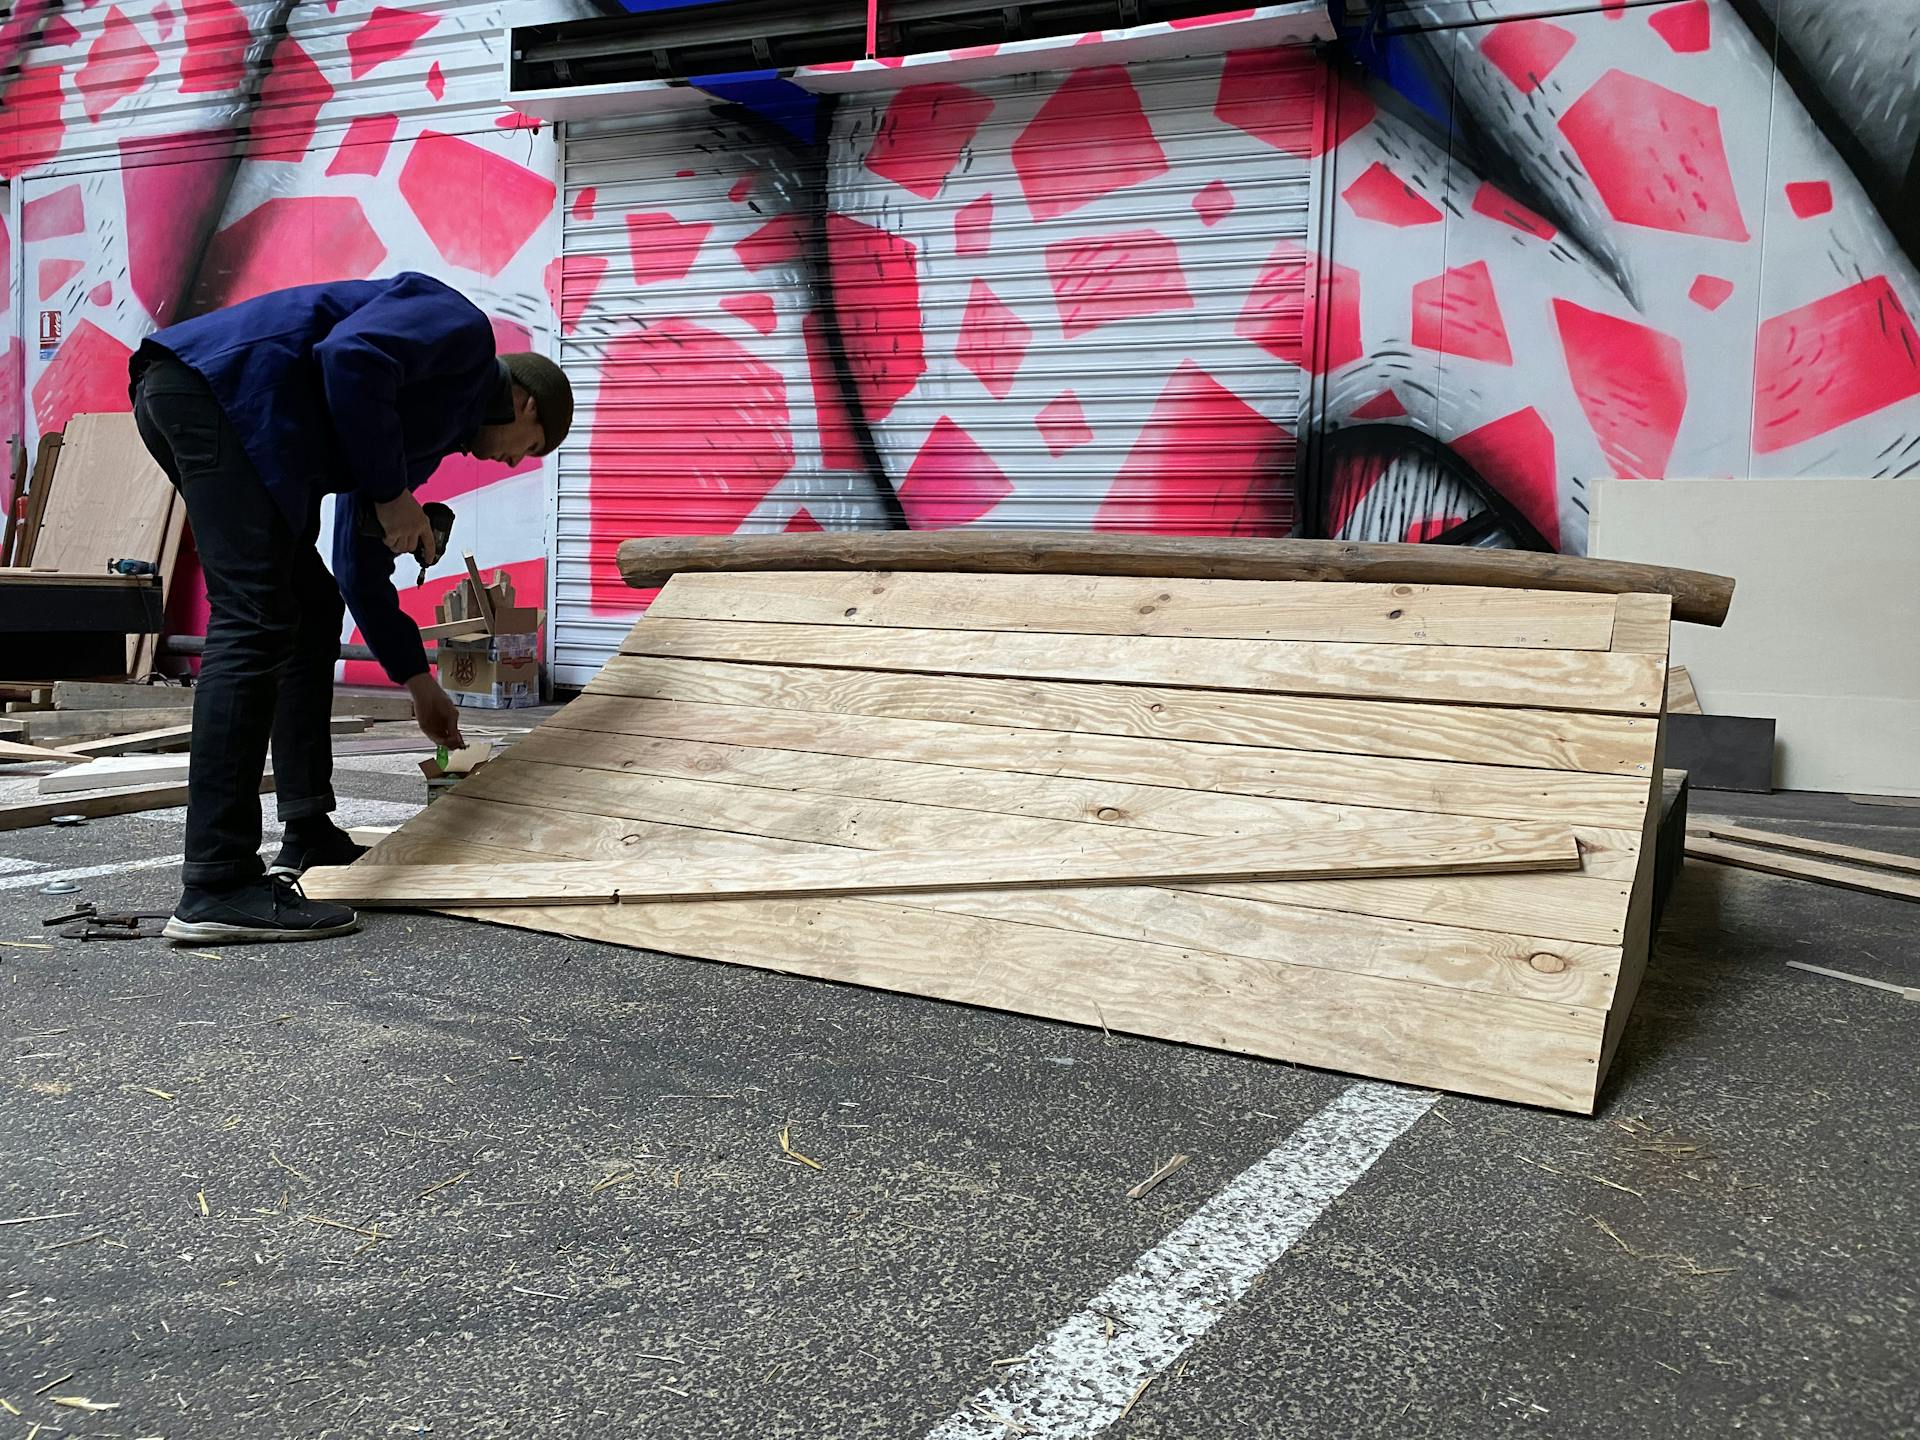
[720,292,778,336]
[1192,180,1235,228]
[1412,261,1513,366]
[1450,406,1560,548]
[1648,0,1710,53]
[347,5,438,79]
[545,253,608,336]
[22,184,84,241]
[180,0,249,94]
[587,319,794,610]
[195,197,387,308]
[398,130,557,277]
[1784,181,1832,218]
[1237,240,1362,374]
[1014,67,1167,221]
[1350,390,1405,420]
[626,211,712,286]
[865,83,995,200]
[1479,19,1575,94]
[953,193,994,258]
[801,313,865,472]
[326,113,399,176]
[1035,391,1093,457]
[251,37,332,161]
[1094,362,1294,536]
[1217,46,1370,156]
[121,131,234,325]
[33,319,133,434]
[955,280,1032,400]
[78,6,158,120]
[0,67,66,180]
[37,258,83,300]
[734,214,803,272]
[825,213,925,422]
[1471,182,1556,240]
[1045,229,1192,339]
[1553,299,1688,478]
[1342,162,1442,227]
[1753,276,1920,454]
[784,507,823,533]
[899,418,1012,528]
[1688,274,1733,310]
[1559,70,1748,241]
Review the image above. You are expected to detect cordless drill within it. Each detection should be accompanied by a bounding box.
[360,499,456,585]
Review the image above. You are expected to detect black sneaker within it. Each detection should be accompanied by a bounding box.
[163,876,360,944]
[267,822,369,880]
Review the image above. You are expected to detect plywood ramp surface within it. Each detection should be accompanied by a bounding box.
[352,571,1671,1113]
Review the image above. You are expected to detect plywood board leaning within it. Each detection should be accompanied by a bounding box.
[329,569,1674,1113]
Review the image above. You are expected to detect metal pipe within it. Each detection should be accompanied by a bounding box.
[162,634,380,662]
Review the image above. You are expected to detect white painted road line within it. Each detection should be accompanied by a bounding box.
[0,856,44,876]
[0,852,189,892]
[925,1081,1437,1439]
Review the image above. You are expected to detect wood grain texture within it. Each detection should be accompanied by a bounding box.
[1666,665,1703,714]
[1687,822,1920,878]
[56,723,194,757]
[1610,594,1675,655]
[650,572,1622,650]
[303,822,1580,908]
[622,618,1666,716]
[30,414,175,579]
[50,681,193,709]
[615,531,1735,627]
[38,753,190,794]
[587,655,1657,776]
[1685,836,1920,902]
[0,739,86,764]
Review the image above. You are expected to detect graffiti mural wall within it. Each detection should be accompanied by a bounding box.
[3,0,1916,681]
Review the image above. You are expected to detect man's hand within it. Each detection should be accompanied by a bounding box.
[405,672,466,750]
[374,491,436,562]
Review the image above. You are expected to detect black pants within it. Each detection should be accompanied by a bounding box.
[132,358,342,891]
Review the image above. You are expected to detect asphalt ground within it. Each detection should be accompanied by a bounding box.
[2,740,1915,1440]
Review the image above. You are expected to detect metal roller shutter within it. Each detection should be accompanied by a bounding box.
[552,46,1322,686]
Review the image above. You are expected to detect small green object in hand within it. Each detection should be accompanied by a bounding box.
[436,744,449,771]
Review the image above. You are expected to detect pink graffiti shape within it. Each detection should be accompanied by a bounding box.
[953,194,994,258]
[1450,406,1560,548]
[801,313,865,471]
[955,280,1033,400]
[865,83,996,200]
[899,418,1012,529]
[1217,46,1370,156]
[88,280,112,306]
[1350,390,1405,420]
[734,214,803,272]
[626,212,712,286]
[825,213,925,422]
[194,196,388,309]
[425,61,445,101]
[1168,10,1255,26]
[1648,0,1710,53]
[32,319,133,434]
[1412,261,1513,366]
[1342,162,1443,227]
[121,130,233,325]
[0,340,20,450]
[1014,67,1167,221]
[586,319,794,610]
[545,253,608,337]
[720,292,779,336]
[1478,19,1575,94]
[22,184,84,241]
[179,0,249,94]
[1553,299,1688,478]
[1471,182,1557,240]
[42,14,80,45]
[784,507,823,533]
[325,113,399,176]
[77,6,158,121]
[1237,239,1362,374]
[1094,362,1295,536]
[252,37,332,161]
[571,187,597,222]
[1035,392,1093,457]
[38,257,84,301]
[150,1,173,38]
[1406,516,1466,543]
[398,130,557,277]
[0,67,66,180]
[1045,229,1193,339]
[1192,180,1235,228]
[1559,70,1748,241]
[1688,274,1734,310]
[1784,181,1832,219]
[347,5,439,79]
[1753,276,1920,454]
[727,174,755,203]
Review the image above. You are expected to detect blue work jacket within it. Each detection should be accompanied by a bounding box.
[134,272,509,684]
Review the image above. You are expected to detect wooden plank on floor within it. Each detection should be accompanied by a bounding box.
[38,753,190,794]
[546,692,1653,829]
[0,738,85,764]
[620,618,1666,716]
[1686,822,1920,878]
[586,655,1657,777]
[650,572,1623,650]
[503,720,1646,880]
[1685,836,1920,902]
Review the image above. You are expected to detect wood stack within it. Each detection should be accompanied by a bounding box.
[314,546,1703,1113]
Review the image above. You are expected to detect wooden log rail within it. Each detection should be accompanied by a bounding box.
[616,533,1735,627]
